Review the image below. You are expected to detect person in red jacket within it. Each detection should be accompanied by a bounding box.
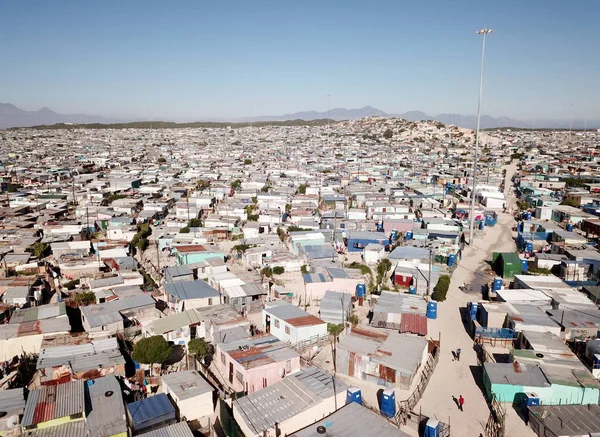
[458,395,465,411]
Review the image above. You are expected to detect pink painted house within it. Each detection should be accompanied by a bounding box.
[214,334,301,394]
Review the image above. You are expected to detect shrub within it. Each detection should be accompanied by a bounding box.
[180,226,190,233]
[432,275,451,302]
[261,267,272,278]
[383,129,393,139]
[301,265,309,274]
[244,158,252,165]
[347,262,371,276]
[272,266,285,275]
[74,291,96,306]
[157,157,167,163]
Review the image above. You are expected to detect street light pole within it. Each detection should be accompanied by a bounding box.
[469,28,492,245]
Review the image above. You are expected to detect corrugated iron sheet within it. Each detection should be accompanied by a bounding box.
[399,314,428,336]
[22,380,84,428]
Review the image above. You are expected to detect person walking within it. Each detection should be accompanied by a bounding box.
[458,395,465,411]
[456,348,461,361]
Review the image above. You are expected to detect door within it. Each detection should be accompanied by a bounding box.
[229,362,234,384]
[348,352,355,377]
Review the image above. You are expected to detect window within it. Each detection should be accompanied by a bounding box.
[274,319,280,328]
[285,325,290,335]
[208,298,213,306]
[236,370,244,384]
[221,352,226,365]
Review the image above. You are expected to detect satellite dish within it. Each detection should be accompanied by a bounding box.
[7,415,19,429]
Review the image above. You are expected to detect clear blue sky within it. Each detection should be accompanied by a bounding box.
[1,0,598,121]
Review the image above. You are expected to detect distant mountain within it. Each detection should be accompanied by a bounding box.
[0,103,114,129]
[249,106,388,122]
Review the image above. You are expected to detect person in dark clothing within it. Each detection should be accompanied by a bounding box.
[456,348,461,361]
[458,395,464,411]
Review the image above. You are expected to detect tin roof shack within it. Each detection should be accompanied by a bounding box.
[0,317,71,361]
[345,231,389,253]
[164,265,194,283]
[86,375,128,437]
[49,241,91,258]
[204,305,251,344]
[172,244,224,266]
[302,267,364,303]
[137,422,194,437]
[37,334,126,385]
[143,308,204,347]
[163,280,220,312]
[505,304,561,336]
[482,362,551,404]
[288,401,410,437]
[319,291,352,325]
[160,370,214,427]
[22,380,86,432]
[336,327,428,390]
[0,388,26,436]
[1,285,31,306]
[530,405,600,437]
[262,301,327,347]
[81,293,157,337]
[546,308,600,340]
[213,334,301,394]
[496,289,553,306]
[492,252,523,279]
[9,302,68,324]
[371,291,427,335]
[127,393,176,435]
[512,274,573,292]
[392,262,440,295]
[234,368,348,437]
[551,205,594,225]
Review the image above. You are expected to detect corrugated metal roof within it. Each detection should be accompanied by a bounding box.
[235,368,347,435]
[85,375,128,437]
[137,422,194,437]
[0,388,26,419]
[80,293,155,328]
[22,380,85,428]
[25,420,87,437]
[220,334,299,370]
[161,370,213,401]
[127,393,176,428]
[37,336,125,373]
[290,401,410,437]
[320,291,352,324]
[373,291,427,316]
[399,313,428,336]
[146,309,204,336]
[164,280,220,300]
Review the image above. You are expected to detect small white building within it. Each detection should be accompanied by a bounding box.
[363,243,385,264]
[263,301,327,346]
[161,370,214,427]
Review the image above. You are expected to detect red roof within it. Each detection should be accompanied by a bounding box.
[174,245,208,253]
[287,315,326,327]
[399,314,428,337]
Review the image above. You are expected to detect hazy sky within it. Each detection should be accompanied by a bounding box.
[1,0,598,121]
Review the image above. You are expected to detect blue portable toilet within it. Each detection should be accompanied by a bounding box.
[566,223,574,232]
[356,283,366,298]
[380,389,396,418]
[479,221,485,230]
[518,222,524,232]
[377,222,384,232]
[467,302,478,320]
[424,419,440,437]
[447,254,456,267]
[525,211,532,221]
[493,278,503,292]
[520,392,540,421]
[525,241,534,253]
[427,301,438,319]
[346,387,362,405]
[405,231,413,240]
[521,259,529,273]
[408,286,417,295]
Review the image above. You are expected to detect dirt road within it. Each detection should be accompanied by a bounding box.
[416,160,534,436]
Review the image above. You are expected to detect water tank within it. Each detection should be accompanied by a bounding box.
[521,259,529,273]
[525,241,534,253]
[380,389,396,418]
[356,283,366,298]
[346,387,362,405]
[493,278,503,292]
[447,254,456,267]
[427,301,438,319]
[424,419,440,437]
[409,286,417,295]
[405,231,413,240]
[566,223,574,232]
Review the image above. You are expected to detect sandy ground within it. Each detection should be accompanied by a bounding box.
[415,160,534,437]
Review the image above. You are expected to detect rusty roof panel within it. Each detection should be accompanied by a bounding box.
[399,314,428,337]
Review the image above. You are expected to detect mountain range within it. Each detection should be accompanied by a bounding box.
[1,103,596,130]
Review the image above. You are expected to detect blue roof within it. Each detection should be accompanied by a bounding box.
[127,393,175,428]
[164,280,220,300]
[302,273,328,284]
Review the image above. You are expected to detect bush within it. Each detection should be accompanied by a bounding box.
[136,238,149,252]
[157,157,167,163]
[347,262,371,276]
[327,323,344,336]
[432,275,451,302]
[244,158,252,165]
[63,279,80,290]
[74,291,96,306]
[188,218,203,228]
[383,128,393,139]
[31,242,50,258]
[272,266,285,275]
[261,267,272,278]
[247,214,259,222]
[180,226,190,233]
[298,184,308,195]
[301,265,309,274]
[132,336,172,366]
[560,198,579,208]
[188,338,213,361]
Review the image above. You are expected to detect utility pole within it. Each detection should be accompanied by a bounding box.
[427,246,433,296]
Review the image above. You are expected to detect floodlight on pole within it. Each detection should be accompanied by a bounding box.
[469,28,492,245]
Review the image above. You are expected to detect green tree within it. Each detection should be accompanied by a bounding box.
[180,226,190,233]
[188,218,203,228]
[516,200,529,211]
[261,266,272,278]
[376,259,392,285]
[32,242,50,259]
[560,198,579,207]
[132,336,172,367]
[231,179,242,190]
[244,158,252,165]
[136,238,149,252]
[298,184,308,194]
[432,275,451,302]
[327,323,344,336]
[383,128,393,139]
[187,338,213,362]
[272,266,285,275]
[247,213,259,221]
[74,291,96,306]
